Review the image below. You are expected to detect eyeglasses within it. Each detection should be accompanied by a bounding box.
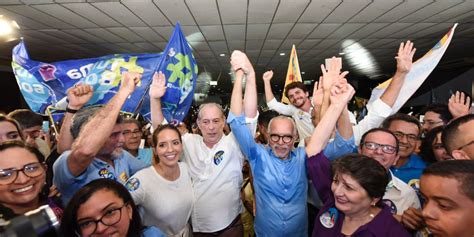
[0,162,46,185]
[269,134,294,143]
[77,203,128,236]
[122,129,142,137]
[456,140,474,151]
[421,120,444,127]
[362,142,397,154]
[393,131,419,142]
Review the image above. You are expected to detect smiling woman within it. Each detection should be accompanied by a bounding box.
[60,179,165,237]
[0,141,62,222]
[125,124,194,237]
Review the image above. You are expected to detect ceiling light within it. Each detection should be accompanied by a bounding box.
[301,71,305,74]
[279,53,285,56]
[219,53,225,57]
[339,52,345,55]
[0,19,13,36]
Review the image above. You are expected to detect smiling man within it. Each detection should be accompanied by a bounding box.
[382,113,427,185]
[358,128,420,220]
[420,160,474,237]
[53,72,148,205]
[228,50,354,237]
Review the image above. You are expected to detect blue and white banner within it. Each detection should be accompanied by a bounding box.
[12,23,197,124]
[12,41,161,114]
[140,22,198,124]
[368,23,457,113]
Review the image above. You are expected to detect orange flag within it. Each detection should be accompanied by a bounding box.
[281,44,302,104]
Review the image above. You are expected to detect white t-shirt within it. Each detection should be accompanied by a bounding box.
[383,171,421,215]
[181,116,257,233]
[127,163,193,237]
[182,132,243,232]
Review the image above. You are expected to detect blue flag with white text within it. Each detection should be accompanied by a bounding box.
[140,23,198,124]
[12,40,162,114]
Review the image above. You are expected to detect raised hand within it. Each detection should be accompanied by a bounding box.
[321,57,347,91]
[120,72,141,95]
[149,71,167,99]
[330,78,355,106]
[230,50,254,75]
[67,84,93,110]
[312,77,324,106]
[395,40,416,74]
[449,91,471,119]
[262,70,274,82]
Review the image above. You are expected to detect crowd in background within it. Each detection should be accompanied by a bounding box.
[0,40,473,237]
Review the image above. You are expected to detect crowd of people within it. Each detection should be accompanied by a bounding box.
[0,40,473,237]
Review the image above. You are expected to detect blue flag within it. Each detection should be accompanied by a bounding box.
[140,23,198,124]
[12,40,162,114]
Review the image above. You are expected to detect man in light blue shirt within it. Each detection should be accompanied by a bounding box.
[53,72,148,204]
[227,51,354,237]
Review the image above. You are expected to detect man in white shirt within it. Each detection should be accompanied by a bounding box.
[359,128,421,221]
[150,71,257,237]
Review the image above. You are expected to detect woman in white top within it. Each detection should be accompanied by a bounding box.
[126,124,193,237]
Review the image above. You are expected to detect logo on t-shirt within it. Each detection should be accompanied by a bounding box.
[320,207,338,228]
[214,150,224,165]
[125,178,140,191]
[98,168,114,179]
[382,199,398,215]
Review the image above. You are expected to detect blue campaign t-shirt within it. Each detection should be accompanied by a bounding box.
[53,150,149,205]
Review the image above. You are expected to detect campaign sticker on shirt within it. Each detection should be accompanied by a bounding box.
[125,178,140,191]
[320,207,338,228]
[383,199,398,215]
[98,168,114,179]
[214,150,224,166]
[119,172,129,182]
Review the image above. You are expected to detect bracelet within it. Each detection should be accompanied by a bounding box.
[66,107,79,114]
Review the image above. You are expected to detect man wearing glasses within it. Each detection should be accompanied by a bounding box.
[419,104,452,135]
[381,113,427,185]
[442,114,474,160]
[121,118,153,165]
[228,50,354,236]
[358,128,420,221]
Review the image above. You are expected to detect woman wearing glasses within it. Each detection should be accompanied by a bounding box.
[125,124,193,237]
[0,140,62,221]
[61,179,165,237]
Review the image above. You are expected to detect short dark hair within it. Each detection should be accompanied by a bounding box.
[0,115,24,140]
[258,110,279,128]
[420,126,445,163]
[442,114,474,154]
[422,160,474,201]
[60,179,142,237]
[284,81,308,99]
[360,128,399,154]
[70,107,123,139]
[332,154,389,199]
[122,118,142,129]
[7,109,43,130]
[382,113,421,136]
[152,124,182,163]
[421,104,452,124]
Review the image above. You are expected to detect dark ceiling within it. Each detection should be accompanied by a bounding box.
[0,0,473,110]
